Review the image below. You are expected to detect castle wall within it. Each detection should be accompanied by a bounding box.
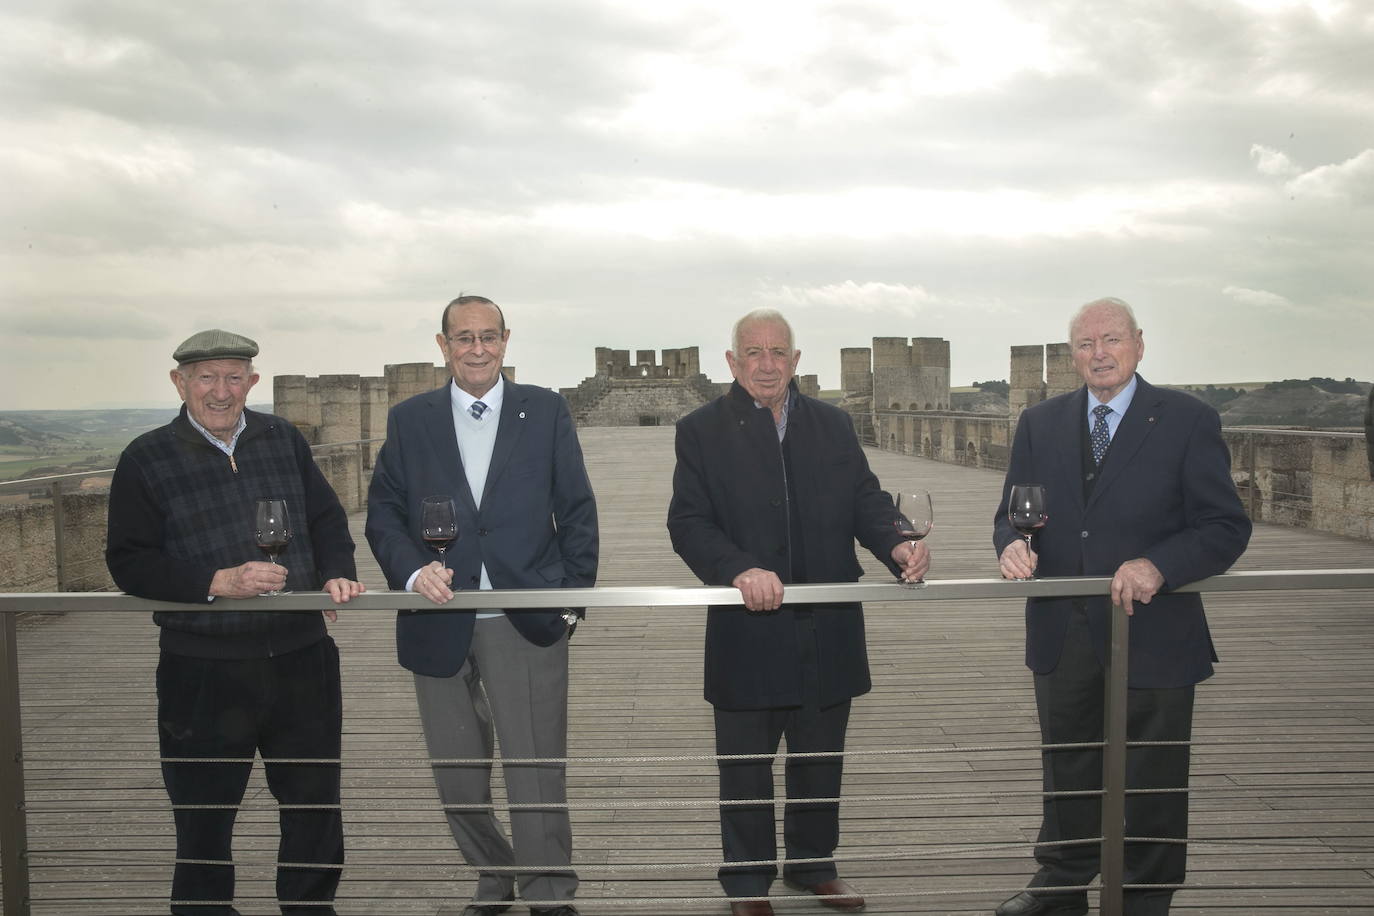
[1046,343,1077,396]
[871,337,912,370]
[1009,344,1046,419]
[573,379,710,427]
[840,348,872,397]
[317,374,362,445]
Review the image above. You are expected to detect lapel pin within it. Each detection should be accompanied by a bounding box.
[519,411,526,419]
[1148,416,1156,423]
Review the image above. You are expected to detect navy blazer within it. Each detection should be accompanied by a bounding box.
[993,376,1251,688]
[365,380,599,677]
[668,381,906,710]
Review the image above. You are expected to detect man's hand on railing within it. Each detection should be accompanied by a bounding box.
[209,561,287,599]
[321,578,367,621]
[998,539,1037,580]
[890,539,931,584]
[732,567,785,612]
[412,560,456,605]
[1110,558,1165,616]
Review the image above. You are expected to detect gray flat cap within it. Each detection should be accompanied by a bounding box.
[173,329,259,364]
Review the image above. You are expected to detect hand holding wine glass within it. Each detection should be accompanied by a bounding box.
[420,496,459,565]
[1007,484,1047,581]
[254,497,292,596]
[893,490,934,588]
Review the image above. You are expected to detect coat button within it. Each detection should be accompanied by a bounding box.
[770,498,781,507]
[470,575,480,585]
[478,528,488,536]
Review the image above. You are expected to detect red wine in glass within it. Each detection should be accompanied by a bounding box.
[420,496,459,565]
[254,497,292,596]
[893,490,933,587]
[1007,484,1047,581]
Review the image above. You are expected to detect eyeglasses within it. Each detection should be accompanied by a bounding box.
[446,332,503,349]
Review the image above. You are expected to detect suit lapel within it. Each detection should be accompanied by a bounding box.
[1057,388,1089,515]
[481,380,527,508]
[421,385,479,516]
[1086,377,1162,512]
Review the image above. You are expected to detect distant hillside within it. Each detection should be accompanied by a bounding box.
[0,408,180,441]
[950,390,1009,414]
[1216,380,1370,428]
[0,415,73,449]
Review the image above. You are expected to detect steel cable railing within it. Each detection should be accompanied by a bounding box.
[3,571,1374,915]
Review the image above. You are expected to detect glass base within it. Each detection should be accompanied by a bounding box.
[899,578,927,589]
[1010,576,1036,582]
[260,589,294,597]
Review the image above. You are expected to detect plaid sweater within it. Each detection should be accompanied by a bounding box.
[106,407,357,659]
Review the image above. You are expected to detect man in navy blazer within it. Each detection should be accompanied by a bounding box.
[992,298,1251,916]
[366,295,597,916]
[669,308,930,916]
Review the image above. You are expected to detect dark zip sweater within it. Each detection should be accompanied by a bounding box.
[106,406,357,658]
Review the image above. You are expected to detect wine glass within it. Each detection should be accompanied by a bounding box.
[420,496,459,566]
[893,490,934,588]
[1007,484,1048,581]
[254,497,292,596]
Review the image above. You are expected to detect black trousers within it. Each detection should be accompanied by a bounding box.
[713,611,852,897]
[157,637,343,915]
[1030,606,1194,916]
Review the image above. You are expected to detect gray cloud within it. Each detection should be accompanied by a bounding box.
[1,0,1369,408]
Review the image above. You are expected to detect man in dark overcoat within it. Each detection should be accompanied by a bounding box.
[668,308,929,916]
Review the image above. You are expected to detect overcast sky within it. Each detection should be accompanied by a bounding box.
[3,0,1371,410]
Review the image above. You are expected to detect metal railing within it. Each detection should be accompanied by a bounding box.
[3,570,1372,915]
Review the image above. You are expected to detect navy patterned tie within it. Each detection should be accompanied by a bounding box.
[1090,403,1112,465]
[469,400,488,421]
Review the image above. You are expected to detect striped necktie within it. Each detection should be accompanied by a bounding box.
[469,400,488,421]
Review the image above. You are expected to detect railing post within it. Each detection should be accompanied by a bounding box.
[52,480,68,592]
[1099,599,1129,916]
[1246,432,1261,521]
[1,611,33,916]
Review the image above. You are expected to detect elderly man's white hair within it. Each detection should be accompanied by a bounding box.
[1068,296,1139,341]
[731,308,796,353]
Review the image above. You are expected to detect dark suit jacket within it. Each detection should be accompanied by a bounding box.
[365,380,599,677]
[993,375,1252,688]
[668,381,906,710]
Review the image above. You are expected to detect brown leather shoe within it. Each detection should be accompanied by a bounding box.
[730,902,775,916]
[785,876,866,911]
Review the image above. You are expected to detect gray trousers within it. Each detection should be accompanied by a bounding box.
[413,615,575,905]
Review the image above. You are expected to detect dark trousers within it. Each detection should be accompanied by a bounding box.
[157,637,343,915]
[1030,606,1194,916]
[713,611,852,897]
[714,700,851,896]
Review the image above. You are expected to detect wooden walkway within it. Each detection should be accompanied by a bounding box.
[6,425,1374,914]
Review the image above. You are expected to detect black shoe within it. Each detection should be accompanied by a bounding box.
[529,907,580,916]
[462,895,515,916]
[994,891,1089,916]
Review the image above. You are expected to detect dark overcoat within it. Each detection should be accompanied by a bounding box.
[668,381,906,710]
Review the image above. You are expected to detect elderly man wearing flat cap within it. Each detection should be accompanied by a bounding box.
[106,329,365,916]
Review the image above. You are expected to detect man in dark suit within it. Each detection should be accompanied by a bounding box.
[992,297,1252,916]
[668,308,930,916]
[366,295,597,916]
